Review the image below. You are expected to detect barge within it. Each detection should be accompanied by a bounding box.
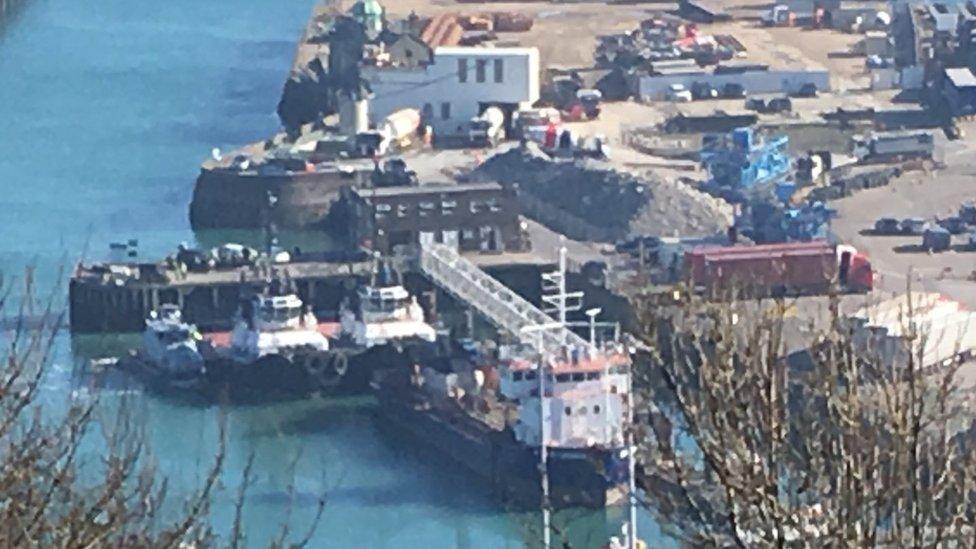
[373,338,633,509]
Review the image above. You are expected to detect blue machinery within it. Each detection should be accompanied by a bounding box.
[700,127,791,203]
[701,127,835,243]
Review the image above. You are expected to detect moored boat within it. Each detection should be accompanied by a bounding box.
[372,336,633,509]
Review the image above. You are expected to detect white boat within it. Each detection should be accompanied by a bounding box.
[339,279,436,349]
[141,304,206,379]
[230,293,330,362]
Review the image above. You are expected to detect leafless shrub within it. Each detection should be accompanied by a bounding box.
[0,271,324,546]
[634,289,976,547]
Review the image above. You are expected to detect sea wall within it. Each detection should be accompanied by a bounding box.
[189,167,371,229]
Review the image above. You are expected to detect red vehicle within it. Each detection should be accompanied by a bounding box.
[684,240,873,297]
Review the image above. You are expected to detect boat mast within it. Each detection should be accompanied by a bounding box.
[626,360,638,549]
[538,329,551,549]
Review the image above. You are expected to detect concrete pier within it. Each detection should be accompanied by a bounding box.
[69,260,373,334]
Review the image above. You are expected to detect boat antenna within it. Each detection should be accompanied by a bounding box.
[264,189,279,261]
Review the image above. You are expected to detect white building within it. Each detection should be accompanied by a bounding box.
[638,68,830,100]
[847,292,976,371]
[363,46,540,136]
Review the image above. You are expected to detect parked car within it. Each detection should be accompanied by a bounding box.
[212,243,258,268]
[690,82,718,100]
[770,97,793,113]
[793,83,819,98]
[666,84,693,103]
[176,246,216,272]
[959,202,976,225]
[938,216,968,234]
[721,83,746,99]
[900,217,928,235]
[873,217,901,235]
[615,235,662,260]
[923,227,951,252]
[865,55,888,69]
[745,96,791,113]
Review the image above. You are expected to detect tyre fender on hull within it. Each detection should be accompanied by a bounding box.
[304,352,348,387]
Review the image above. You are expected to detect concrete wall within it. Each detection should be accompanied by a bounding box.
[638,69,831,100]
[364,46,540,135]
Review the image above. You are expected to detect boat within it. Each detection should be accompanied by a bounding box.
[114,304,208,394]
[202,289,350,401]
[338,261,437,346]
[372,337,633,509]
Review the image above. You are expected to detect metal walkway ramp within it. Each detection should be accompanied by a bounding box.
[418,243,586,350]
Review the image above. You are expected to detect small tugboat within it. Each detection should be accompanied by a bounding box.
[114,304,207,395]
[336,260,438,388]
[202,285,349,401]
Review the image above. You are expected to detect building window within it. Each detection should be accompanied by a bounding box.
[594,405,601,414]
[513,371,524,381]
[440,102,451,120]
[494,58,503,83]
[476,59,487,83]
[564,407,572,416]
[469,200,482,214]
[556,373,571,383]
[457,58,467,83]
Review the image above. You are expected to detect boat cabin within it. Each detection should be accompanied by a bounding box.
[340,283,437,347]
[498,344,631,451]
[247,294,315,331]
[357,285,415,322]
[498,345,631,400]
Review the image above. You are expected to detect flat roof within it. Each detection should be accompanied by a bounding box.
[946,67,976,88]
[434,46,538,56]
[354,182,504,198]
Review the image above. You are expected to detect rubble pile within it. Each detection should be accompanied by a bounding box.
[474,145,732,241]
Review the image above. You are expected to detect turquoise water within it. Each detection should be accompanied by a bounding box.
[0,2,665,546]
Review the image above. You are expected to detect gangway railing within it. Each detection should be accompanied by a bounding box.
[417,243,587,350]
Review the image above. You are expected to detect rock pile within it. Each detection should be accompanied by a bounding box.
[474,144,733,242]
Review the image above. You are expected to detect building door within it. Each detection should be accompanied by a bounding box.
[442,230,459,250]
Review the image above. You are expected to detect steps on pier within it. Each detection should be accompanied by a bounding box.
[417,243,586,349]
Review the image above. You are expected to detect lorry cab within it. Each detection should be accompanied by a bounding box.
[837,244,873,293]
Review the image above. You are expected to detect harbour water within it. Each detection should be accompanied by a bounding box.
[0,1,665,546]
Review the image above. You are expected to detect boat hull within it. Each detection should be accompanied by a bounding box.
[113,339,435,404]
[374,379,627,510]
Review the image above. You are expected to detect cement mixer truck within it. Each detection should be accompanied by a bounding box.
[467,106,506,147]
[377,108,421,153]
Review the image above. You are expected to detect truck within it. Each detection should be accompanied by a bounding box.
[467,106,506,147]
[683,240,874,297]
[379,108,421,151]
[851,130,934,163]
